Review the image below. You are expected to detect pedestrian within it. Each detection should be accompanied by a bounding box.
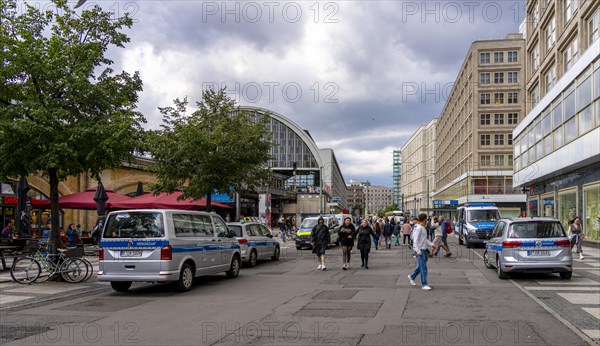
[434,216,453,257]
[431,216,452,257]
[569,216,586,260]
[338,217,357,270]
[408,213,434,290]
[311,217,330,270]
[373,218,382,250]
[402,220,412,247]
[426,215,433,241]
[382,218,394,249]
[65,223,78,247]
[393,220,401,246]
[356,219,377,269]
[75,224,83,238]
[279,216,286,242]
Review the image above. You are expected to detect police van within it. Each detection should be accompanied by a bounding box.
[456,203,501,248]
[97,210,241,292]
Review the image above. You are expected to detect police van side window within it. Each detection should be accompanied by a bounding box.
[496,222,506,238]
[173,214,194,237]
[213,217,229,237]
[191,214,213,237]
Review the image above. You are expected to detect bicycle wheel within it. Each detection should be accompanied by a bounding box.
[80,258,94,282]
[61,258,89,283]
[11,257,41,284]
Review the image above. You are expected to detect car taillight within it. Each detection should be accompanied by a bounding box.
[554,239,571,247]
[502,241,522,248]
[99,247,104,260]
[161,245,172,260]
[238,238,248,245]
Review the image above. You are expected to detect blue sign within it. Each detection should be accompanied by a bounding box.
[332,196,341,202]
[433,200,459,206]
[211,192,234,203]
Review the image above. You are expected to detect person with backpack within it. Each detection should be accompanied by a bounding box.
[382,218,394,249]
[434,215,453,257]
[430,216,451,257]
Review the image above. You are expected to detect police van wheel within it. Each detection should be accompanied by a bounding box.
[226,256,240,278]
[176,263,194,292]
[560,271,572,280]
[496,257,509,279]
[271,246,280,261]
[483,251,494,269]
[466,240,472,249]
[111,281,132,292]
[249,250,258,267]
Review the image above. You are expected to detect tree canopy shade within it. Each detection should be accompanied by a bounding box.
[148,88,273,211]
[0,0,146,251]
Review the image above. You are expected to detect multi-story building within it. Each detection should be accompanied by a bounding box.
[346,179,365,216]
[434,34,527,218]
[364,184,393,215]
[515,0,600,241]
[392,149,402,207]
[401,119,437,216]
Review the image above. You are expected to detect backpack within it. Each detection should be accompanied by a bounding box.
[445,221,453,234]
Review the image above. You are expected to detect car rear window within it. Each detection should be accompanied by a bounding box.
[103,212,165,238]
[508,222,566,239]
[228,225,242,237]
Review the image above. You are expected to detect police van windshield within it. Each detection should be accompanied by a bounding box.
[301,219,319,229]
[103,212,165,238]
[508,222,566,238]
[467,210,500,222]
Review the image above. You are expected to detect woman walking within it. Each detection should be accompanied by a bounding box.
[338,217,357,270]
[356,219,377,269]
[311,217,331,270]
[373,219,382,250]
[569,216,586,260]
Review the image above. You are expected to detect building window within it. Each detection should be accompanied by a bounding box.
[584,185,600,241]
[494,113,505,124]
[481,155,491,166]
[531,43,540,71]
[578,74,592,111]
[480,73,490,84]
[564,115,577,143]
[544,134,553,154]
[480,93,491,104]
[579,105,594,134]
[508,154,513,167]
[480,52,490,64]
[494,72,504,84]
[508,133,513,145]
[494,134,505,145]
[494,155,504,166]
[480,113,491,125]
[590,8,600,46]
[564,0,577,24]
[508,71,519,84]
[508,51,518,62]
[494,93,504,104]
[494,52,504,63]
[508,113,519,124]
[480,134,491,146]
[554,127,564,148]
[508,92,519,104]
[542,196,555,217]
[545,16,556,51]
[563,36,578,73]
[531,1,540,28]
[545,65,556,92]
[558,190,577,230]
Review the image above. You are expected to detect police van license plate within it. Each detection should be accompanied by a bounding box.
[528,250,550,256]
[120,250,142,257]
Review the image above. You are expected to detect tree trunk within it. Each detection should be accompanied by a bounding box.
[206,192,212,213]
[49,168,60,255]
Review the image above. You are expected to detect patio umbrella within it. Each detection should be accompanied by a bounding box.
[15,177,31,236]
[109,191,232,210]
[31,187,130,209]
[91,183,109,245]
[134,182,145,197]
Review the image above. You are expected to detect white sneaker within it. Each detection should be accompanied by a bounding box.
[317,264,323,270]
[422,285,432,290]
[580,254,584,260]
[321,265,327,271]
[408,275,416,286]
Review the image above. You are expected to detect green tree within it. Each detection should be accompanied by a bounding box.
[0,0,145,251]
[148,87,272,211]
[384,204,400,213]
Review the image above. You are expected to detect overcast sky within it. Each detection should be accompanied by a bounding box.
[77,0,525,186]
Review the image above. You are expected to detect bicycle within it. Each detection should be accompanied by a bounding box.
[11,244,92,284]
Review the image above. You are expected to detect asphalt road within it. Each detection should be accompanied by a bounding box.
[1,235,598,345]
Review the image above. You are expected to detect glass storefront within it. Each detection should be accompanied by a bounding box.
[584,185,600,241]
[558,191,577,229]
[542,196,555,217]
[528,198,539,217]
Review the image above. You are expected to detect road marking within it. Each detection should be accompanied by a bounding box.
[586,270,600,276]
[557,293,600,305]
[584,262,600,267]
[535,278,598,285]
[582,329,600,340]
[523,286,600,291]
[0,295,36,304]
[582,307,600,320]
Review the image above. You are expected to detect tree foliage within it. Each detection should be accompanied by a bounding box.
[148,87,273,211]
[0,0,146,250]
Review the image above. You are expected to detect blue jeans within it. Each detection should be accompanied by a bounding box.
[409,249,429,286]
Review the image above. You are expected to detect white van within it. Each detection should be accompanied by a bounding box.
[97,209,241,292]
[456,203,501,248]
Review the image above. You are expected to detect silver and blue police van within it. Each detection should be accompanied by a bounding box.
[456,203,501,248]
[97,210,241,292]
[483,217,572,280]
[227,222,280,267]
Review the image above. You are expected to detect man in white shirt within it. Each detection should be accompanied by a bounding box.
[408,213,434,290]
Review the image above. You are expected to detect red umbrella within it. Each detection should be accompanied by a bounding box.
[108,191,231,210]
[31,188,130,210]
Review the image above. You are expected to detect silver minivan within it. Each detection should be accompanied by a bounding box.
[484,218,572,280]
[97,210,241,292]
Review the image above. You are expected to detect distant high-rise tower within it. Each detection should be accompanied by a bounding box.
[392,149,402,207]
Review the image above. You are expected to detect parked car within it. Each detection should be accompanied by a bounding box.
[227,222,280,267]
[98,209,241,292]
[295,216,339,250]
[483,217,572,280]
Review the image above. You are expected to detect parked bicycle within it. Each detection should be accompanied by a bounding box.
[10,242,93,284]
